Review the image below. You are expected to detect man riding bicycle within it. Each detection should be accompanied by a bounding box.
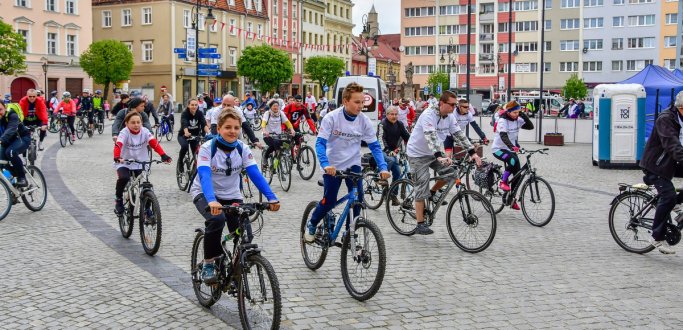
[283,95,318,135]
[78,89,94,133]
[380,106,411,206]
[640,91,683,254]
[406,90,482,235]
[92,90,105,128]
[18,89,48,151]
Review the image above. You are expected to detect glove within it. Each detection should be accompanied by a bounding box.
[512,146,520,153]
[482,138,489,145]
[161,154,172,163]
[114,158,122,163]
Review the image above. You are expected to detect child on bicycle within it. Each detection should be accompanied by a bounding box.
[262,101,295,170]
[242,103,258,123]
[191,108,280,284]
[303,82,390,243]
[491,100,534,209]
[113,111,172,215]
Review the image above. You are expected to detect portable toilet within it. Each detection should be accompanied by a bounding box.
[592,84,646,169]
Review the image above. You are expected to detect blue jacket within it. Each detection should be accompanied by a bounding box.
[241,97,257,108]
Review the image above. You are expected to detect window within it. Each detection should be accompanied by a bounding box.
[560,19,580,30]
[612,60,623,71]
[517,42,538,52]
[560,40,580,51]
[627,37,655,49]
[439,5,467,15]
[406,7,437,17]
[584,18,604,29]
[15,0,29,8]
[666,14,678,25]
[628,15,655,26]
[628,0,653,3]
[141,8,152,25]
[283,1,288,18]
[584,0,603,6]
[198,14,205,31]
[405,26,436,36]
[545,20,551,31]
[247,22,253,33]
[514,63,538,73]
[229,19,236,35]
[612,38,623,50]
[583,61,602,72]
[141,41,153,62]
[545,0,552,8]
[515,21,538,32]
[561,0,580,8]
[439,45,461,54]
[47,32,57,55]
[228,0,234,5]
[613,0,624,4]
[65,0,76,14]
[123,41,133,53]
[543,62,551,72]
[346,8,349,18]
[626,59,653,71]
[333,4,336,15]
[17,29,28,52]
[183,10,191,28]
[257,24,263,36]
[256,0,262,12]
[66,34,76,56]
[102,11,112,28]
[122,9,132,26]
[405,46,436,55]
[499,43,509,52]
[664,59,676,70]
[273,28,278,39]
[273,0,278,15]
[229,47,237,66]
[498,23,508,33]
[46,0,57,12]
[414,65,436,74]
[612,16,623,27]
[544,41,551,51]
[665,36,677,48]
[497,1,538,12]
[559,62,579,72]
[584,39,603,50]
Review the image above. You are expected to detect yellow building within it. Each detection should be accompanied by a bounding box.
[661,1,680,69]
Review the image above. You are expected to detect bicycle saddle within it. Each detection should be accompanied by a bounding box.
[631,183,650,190]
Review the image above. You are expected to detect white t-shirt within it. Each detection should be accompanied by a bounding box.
[492,116,526,152]
[305,96,317,110]
[397,106,411,127]
[198,101,207,114]
[206,106,221,125]
[210,106,246,127]
[243,108,257,120]
[455,112,475,130]
[190,140,257,200]
[407,107,462,158]
[262,110,289,134]
[115,127,154,170]
[318,108,377,171]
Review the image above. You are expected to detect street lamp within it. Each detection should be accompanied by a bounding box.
[440,37,457,91]
[192,0,216,96]
[40,57,48,92]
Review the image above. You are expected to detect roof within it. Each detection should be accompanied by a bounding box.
[351,34,401,63]
[620,64,683,90]
[92,0,268,18]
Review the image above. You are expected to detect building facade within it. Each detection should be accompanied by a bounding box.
[269,0,303,96]
[2,0,93,102]
[301,0,327,98]
[660,0,681,70]
[323,0,353,72]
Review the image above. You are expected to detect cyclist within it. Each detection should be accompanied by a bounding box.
[491,100,534,207]
[92,90,105,129]
[157,86,175,115]
[397,98,416,130]
[113,111,172,215]
[380,106,411,206]
[303,82,390,242]
[272,93,286,110]
[157,93,175,127]
[406,90,482,235]
[111,93,130,117]
[18,89,48,151]
[444,99,488,157]
[240,92,257,109]
[262,100,295,170]
[77,89,94,134]
[196,94,208,114]
[640,91,683,254]
[304,92,318,122]
[177,98,209,174]
[205,97,222,132]
[142,94,160,126]
[54,92,78,141]
[283,95,317,135]
[112,97,153,142]
[242,103,258,126]
[0,101,31,187]
[191,108,280,284]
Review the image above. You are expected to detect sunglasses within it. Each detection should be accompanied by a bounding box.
[459,105,469,109]
[444,102,457,107]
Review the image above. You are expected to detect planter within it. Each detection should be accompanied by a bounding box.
[543,133,564,146]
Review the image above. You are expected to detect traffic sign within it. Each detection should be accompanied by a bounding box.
[198,47,217,54]
[437,83,442,94]
[197,70,220,76]
[173,48,186,54]
[198,53,221,59]
[423,86,429,95]
[323,85,329,92]
[197,64,220,70]
[177,54,187,60]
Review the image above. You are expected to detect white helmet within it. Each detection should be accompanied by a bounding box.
[63,91,71,98]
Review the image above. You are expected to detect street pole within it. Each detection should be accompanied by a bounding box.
[538,0,546,143]
[466,0,471,102]
[507,0,512,101]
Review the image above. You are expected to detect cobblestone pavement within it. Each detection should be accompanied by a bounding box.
[3,121,683,329]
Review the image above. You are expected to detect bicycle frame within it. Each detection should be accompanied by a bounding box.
[324,178,365,250]
[124,163,154,215]
[0,162,40,198]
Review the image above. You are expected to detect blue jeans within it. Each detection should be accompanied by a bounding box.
[384,153,401,181]
[308,165,363,232]
[0,136,30,179]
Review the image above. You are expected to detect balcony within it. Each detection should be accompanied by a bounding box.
[479,53,494,61]
[480,33,494,42]
[479,11,494,22]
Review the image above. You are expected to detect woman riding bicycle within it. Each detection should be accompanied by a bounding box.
[0,101,31,187]
[191,108,280,284]
[113,111,172,215]
[177,99,209,174]
[491,100,534,209]
[262,101,295,170]
[53,92,78,141]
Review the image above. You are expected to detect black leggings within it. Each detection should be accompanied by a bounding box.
[66,115,76,135]
[193,194,243,260]
[493,149,520,175]
[115,168,142,199]
[263,136,282,161]
[177,135,199,168]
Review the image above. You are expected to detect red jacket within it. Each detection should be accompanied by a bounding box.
[19,96,49,125]
[283,103,317,134]
[54,99,78,116]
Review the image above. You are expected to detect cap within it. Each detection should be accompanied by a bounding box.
[273,93,279,98]
[246,92,251,96]
[95,90,102,94]
[214,97,221,104]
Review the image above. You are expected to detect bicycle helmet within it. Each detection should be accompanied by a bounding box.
[63,91,71,98]
[95,90,102,94]
[273,93,279,98]
[294,95,303,101]
[83,88,90,93]
[51,90,57,96]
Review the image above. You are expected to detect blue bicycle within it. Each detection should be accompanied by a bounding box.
[300,170,386,301]
[362,144,410,210]
[154,114,174,142]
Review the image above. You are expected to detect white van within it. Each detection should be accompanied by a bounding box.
[333,75,389,122]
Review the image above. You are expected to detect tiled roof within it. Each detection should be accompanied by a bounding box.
[351,34,401,63]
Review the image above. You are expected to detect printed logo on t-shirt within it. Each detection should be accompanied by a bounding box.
[332,129,362,138]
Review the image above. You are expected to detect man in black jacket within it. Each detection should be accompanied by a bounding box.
[380,106,411,205]
[640,92,683,254]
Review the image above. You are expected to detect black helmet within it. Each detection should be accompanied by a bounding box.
[294,95,303,101]
[51,91,57,96]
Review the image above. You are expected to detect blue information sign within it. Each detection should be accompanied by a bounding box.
[423,86,429,95]
[198,53,221,59]
[173,48,186,54]
[197,70,220,76]
[323,85,329,92]
[197,47,217,54]
[197,64,220,70]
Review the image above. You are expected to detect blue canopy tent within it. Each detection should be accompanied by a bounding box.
[674,68,683,80]
[619,65,683,138]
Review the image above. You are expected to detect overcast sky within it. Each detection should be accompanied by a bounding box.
[351,0,400,35]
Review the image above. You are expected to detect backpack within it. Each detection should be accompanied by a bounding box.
[6,103,24,122]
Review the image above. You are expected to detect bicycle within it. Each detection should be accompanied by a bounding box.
[385,158,497,253]
[75,111,88,139]
[239,167,265,233]
[261,133,293,192]
[191,202,281,329]
[25,125,41,166]
[247,115,261,132]
[57,112,74,148]
[92,109,105,135]
[290,132,316,180]
[480,148,556,227]
[300,170,386,301]
[154,114,174,142]
[0,159,48,221]
[608,183,683,254]
[362,144,410,210]
[48,112,60,133]
[177,135,203,192]
[117,159,165,256]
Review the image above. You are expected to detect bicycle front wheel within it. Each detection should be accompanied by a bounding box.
[0,179,13,221]
[520,177,555,227]
[27,141,37,166]
[59,128,67,147]
[261,155,273,184]
[300,201,328,270]
[385,179,417,236]
[48,120,58,133]
[362,172,385,210]
[341,218,386,301]
[97,120,104,134]
[296,145,316,180]
[608,191,655,254]
[446,190,496,253]
[165,123,173,141]
[139,190,162,256]
[191,231,222,307]
[21,165,47,211]
[76,119,85,139]
[238,254,282,330]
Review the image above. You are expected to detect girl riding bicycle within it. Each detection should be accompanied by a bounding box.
[191,108,280,284]
[113,111,172,215]
[177,99,209,174]
[262,101,295,169]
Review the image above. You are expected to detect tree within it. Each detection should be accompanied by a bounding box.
[80,40,134,101]
[0,19,27,76]
[427,71,449,98]
[304,56,346,93]
[237,45,293,95]
[562,74,588,100]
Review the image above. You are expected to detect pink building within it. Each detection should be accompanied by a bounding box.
[1,0,93,102]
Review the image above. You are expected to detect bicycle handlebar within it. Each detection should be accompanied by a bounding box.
[519,148,549,155]
[120,159,165,165]
[333,169,363,180]
[205,202,275,215]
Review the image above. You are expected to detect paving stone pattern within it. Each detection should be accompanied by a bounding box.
[2,121,683,329]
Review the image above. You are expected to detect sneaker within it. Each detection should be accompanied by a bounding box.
[201,261,218,284]
[38,141,44,151]
[499,181,511,191]
[650,238,676,254]
[303,227,316,243]
[415,222,434,235]
[377,179,389,187]
[511,201,520,210]
[71,134,76,141]
[14,178,28,188]
[390,195,400,206]
[114,198,124,215]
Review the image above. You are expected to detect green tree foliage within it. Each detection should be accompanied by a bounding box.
[562,74,588,100]
[0,19,27,76]
[80,40,134,100]
[237,45,293,95]
[304,56,346,91]
[427,71,449,98]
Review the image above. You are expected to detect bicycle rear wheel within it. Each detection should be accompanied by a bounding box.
[608,191,655,254]
[176,157,192,191]
[296,145,316,180]
[238,254,282,330]
[446,190,496,253]
[97,119,104,134]
[21,165,47,211]
[191,231,222,307]
[362,172,385,210]
[341,218,386,301]
[0,179,13,221]
[119,201,135,238]
[479,168,505,214]
[278,156,291,192]
[139,190,162,256]
[300,201,328,270]
[520,177,555,227]
[385,179,417,236]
